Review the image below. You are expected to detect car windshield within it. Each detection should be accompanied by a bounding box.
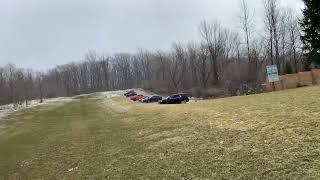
[169,95,180,98]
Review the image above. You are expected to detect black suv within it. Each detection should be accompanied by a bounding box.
[159,94,189,104]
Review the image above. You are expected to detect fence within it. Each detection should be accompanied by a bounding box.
[266,69,320,91]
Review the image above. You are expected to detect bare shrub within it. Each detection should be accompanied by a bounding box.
[201,87,227,99]
[190,87,202,97]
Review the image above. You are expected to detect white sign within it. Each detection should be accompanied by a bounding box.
[266,65,279,82]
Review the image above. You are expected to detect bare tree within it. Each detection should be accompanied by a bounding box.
[199,20,224,85]
[5,64,17,105]
[167,43,187,92]
[100,55,110,90]
[286,9,301,73]
[36,72,44,103]
[155,51,167,81]
[186,42,199,87]
[264,0,281,73]
[239,0,256,81]
[196,44,211,88]
[233,33,242,64]
[23,70,34,106]
[113,53,133,89]
[0,67,6,105]
[279,10,290,73]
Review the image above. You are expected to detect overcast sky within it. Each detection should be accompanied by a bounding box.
[0,0,303,70]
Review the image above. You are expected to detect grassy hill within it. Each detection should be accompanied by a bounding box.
[0,86,319,179]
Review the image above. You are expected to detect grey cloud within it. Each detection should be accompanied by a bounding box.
[0,0,303,69]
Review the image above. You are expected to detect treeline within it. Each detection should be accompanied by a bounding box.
[0,64,44,105]
[0,0,311,105]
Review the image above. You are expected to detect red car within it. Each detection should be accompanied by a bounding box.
[130,94,144,101]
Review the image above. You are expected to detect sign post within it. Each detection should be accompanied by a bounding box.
[266,65,279,91]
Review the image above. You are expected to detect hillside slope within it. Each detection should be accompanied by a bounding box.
[0,87,319,179]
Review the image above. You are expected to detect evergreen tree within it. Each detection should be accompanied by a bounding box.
[300,0,320,65]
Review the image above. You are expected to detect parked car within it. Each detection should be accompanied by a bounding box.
[130,94,144,101]
[159,94,189,104]
[125,91,137,97]
[139,96,149,103]
[124,90,135,97]
[179,93,190,102]
[140,95,162,103]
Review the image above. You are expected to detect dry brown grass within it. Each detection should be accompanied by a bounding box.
[110,86,320,178]
[0,86,320,179]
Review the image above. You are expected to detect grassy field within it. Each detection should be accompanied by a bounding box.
[0,86,320,179]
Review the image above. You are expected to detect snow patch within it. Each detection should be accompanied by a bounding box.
[0,97,73,120]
